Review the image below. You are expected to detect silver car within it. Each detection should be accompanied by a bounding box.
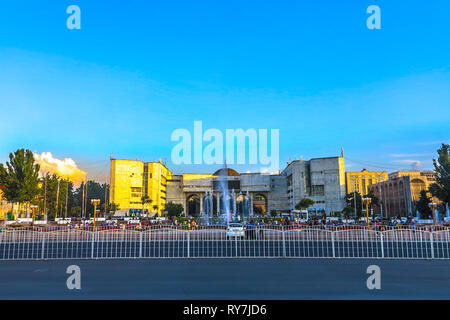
[226,223,245,239]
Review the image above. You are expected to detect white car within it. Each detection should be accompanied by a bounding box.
[226,223,245,239]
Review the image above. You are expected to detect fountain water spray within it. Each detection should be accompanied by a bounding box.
[246,190,252,218]
[202,191,212,225]
[217,165,231,225]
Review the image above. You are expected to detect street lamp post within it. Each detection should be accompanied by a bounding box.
[91,199,101,231]
[362,197,372,228]
[428,202,438,225]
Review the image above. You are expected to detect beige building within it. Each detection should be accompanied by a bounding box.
[166,155,347,217]
[345,169,388,195]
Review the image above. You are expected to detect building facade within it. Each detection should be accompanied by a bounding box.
[111,155,347,217]
[282,157,347,214]
[368,170,438,218]
[110,158,172,215]
[345,169,388,196]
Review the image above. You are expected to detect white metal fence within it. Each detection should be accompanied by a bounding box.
[0,225,449,260]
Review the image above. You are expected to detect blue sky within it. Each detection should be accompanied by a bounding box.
[1,0,449,180]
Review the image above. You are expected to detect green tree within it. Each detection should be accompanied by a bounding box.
[0,149,40,217]
[35,174,75,220]
[71,206,82,217]
[38,173,60,219]
[110,202,120,213]
[365,190,379,207]
[165,201,184,217]
[415,190,432,219]
[74,181,109,217]
[270,209,278,217]
[345,192,362,217]
[295,198,315,211]
[253,206,263,216]
[141,195,152,216]
[101,202,120,213]
[429,143,450,206]
[342,206,354,220]
[56,179,73,218]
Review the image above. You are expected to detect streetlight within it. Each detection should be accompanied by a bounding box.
[91,199,101,231]
[428,202,438,225]
[362,197,372,228]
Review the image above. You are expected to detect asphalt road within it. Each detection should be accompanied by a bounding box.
[0,259,449,299]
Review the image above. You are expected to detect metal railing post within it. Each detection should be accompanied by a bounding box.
[41,232,46,260]
[430,232,434,259]
[282,227,286,258]
[187,231,190,258]
[235,234,238,257]
[380,232,384,258]
[139,232,143,258]
[91,232,95,259]
[331,231,335,258]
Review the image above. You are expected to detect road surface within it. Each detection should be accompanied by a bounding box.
[0,259,449,299]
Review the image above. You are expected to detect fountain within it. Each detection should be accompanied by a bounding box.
[231,188,236,220]
[246,190,252,219]
[202,191,212,225]
[217,164,232,225]
[434,208,440,224]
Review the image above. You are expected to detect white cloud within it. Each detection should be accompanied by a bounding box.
[34,152,87,187]
[392,159,423,170]
[389,153,434,158]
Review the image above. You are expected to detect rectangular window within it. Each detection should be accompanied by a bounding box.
[311,185,324,196]
[130,187,142,198]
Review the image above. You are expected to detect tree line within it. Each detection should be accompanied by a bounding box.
[0,149,117,220]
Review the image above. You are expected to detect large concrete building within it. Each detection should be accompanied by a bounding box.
[110,155,347,217]
[281,156,347,215]
[368,170,438,218]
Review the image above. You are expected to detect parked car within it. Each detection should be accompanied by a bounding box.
[226,223,245,239]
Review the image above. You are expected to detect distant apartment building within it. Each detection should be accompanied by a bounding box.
[109,158,172,215]
[368,170,438,218]
[345,169,388,196]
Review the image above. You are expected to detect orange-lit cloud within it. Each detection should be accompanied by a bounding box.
[34,152,87,187]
